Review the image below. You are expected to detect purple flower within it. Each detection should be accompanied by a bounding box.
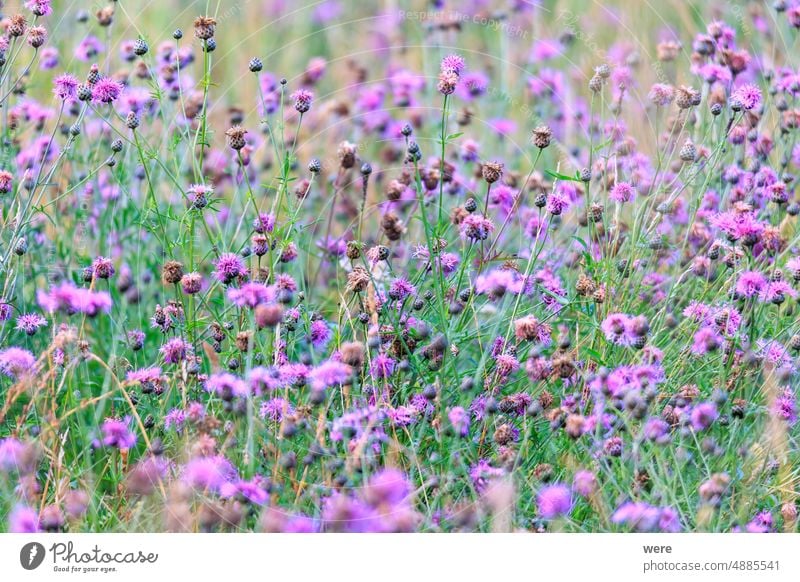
[53,73,79,100]
[369,354,395,379]
[292,89,313,113]
[643,417,670,443]
[25,0,52,16]
[9,505,39,533]
[572,470,597,497]
[227,282,275,308]
[609,181,635,203]
[440,54,465,76]
[14,313,47,336]
[601,313,636,346]
[92,256,115,279]
[537,484,573,519]
[388,278,415,301]
[91,77,123,104]
[159,337,192,364]
[308,319,332,349]
[469,459,504,494]
[308,360,351,391]
[253,212,276,234]
[0,438,28,473]
[648,83,675,106]
[220,477,269,505]
[205,373,250,399]
[459,214,494,241]
[745,511,774,533]
[0,347,36,379]
[612,502,681,532]
[164,408,187,431]
[772,388,797,425]
[691,326,722,356]
[363,468,411,507]
[730,83,762,111]
[212,252,248,284]
[101,417,137,450]
[182,455,237,493]
[260,397,294,422]
[735,270,767,299]
[448,406,470,437]
[36,283,112,316]
[690,401,718,431]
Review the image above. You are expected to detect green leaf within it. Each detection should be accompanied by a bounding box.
[545,169,581,182]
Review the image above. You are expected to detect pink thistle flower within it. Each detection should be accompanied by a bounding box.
[260,397,294,422]
[0,347,36,379]
[9,505,39,533]
[459,214,494,241]
[91,77,123,104]
[691,326,722,356]
[212,252,248,284]
[14,313,47,336]
[369,353,395,378]
[730,83,762,111]
[0,170,13,194]
[25,0,52,16]
[308,319,332,348]
[609,181,635,203]
[308,360,351,391]
[601,313,636,346]
[537,484,573,519]
[205,372,250,399]
[101,417,137,450]
[647,83,675,106]
[53,73,79,100]
[291,89,313,113]
[182,455,237,493]
[227,282,275,308]
[449,406,470,437]
[440,54,465,76]
[734,270,767,299]
[159,337,192,364]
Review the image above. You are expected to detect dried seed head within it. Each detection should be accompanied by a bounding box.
[676,85,700,109]
[576,274,596,296]
[27,25,47,48]
[340,341,365,368]
[380,212,404,241]
[254,304,284,328]
[592,285,606,303]
[161,260,185,285]
[346,241,362,260]
[337,141,357,169]
[96,6,114,26]
[595,64,611,78]
[493,424,516,446]
[225,126,247,150]
[679,139,697,162]
[532,125,553,149]
[588,74,603,93]
[7,14,27,37]
[481,161,504,184]
[194,16,217,40]
[346,266,371,293]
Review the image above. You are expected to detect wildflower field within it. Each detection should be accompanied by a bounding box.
[1,0,800,534]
